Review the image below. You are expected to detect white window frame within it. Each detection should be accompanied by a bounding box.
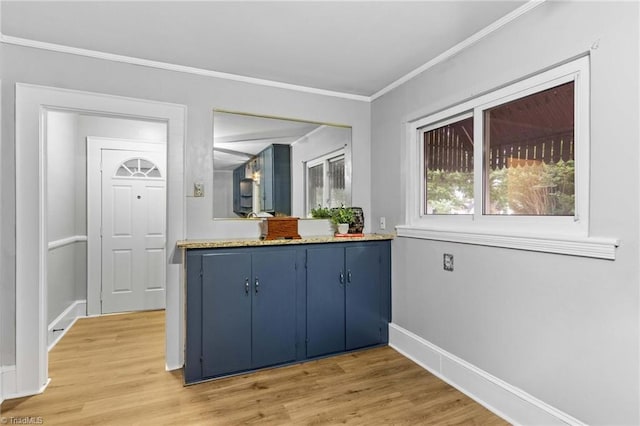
[305,148,346,215]
[398,56,619,259]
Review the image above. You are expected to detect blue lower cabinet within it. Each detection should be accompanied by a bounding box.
[202,252,252,377]
[306,243,388,358]
[345,245,382,351]
[185,240,391,384]
[188,247,297,382]
[251,250,297,369]
[306,246,346,358]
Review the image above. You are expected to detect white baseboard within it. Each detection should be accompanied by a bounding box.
[1,365,16,402]
[48,300,87,351]
[0,366,50,401]
[389,323,585,426]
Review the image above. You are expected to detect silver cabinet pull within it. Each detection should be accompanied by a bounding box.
[347,270,352,283]
[245,278,249,295]
[255,277,260,294]
[339,271,345,285]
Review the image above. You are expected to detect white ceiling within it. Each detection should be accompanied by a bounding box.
[1,1,528,97]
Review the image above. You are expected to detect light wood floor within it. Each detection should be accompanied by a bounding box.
[1,311,508,425]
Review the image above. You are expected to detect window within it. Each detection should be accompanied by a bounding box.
[399,56,617,259]
[422,80,577,219]
[424,115,474,214]
[116,158,162,178]
[306,150,346,215]
[483,81,575,216]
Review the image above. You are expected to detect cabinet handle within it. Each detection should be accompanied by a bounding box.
[255,277,259,294]
[339,271,344,285]
[245,278,249,295]
[347,270,352,283]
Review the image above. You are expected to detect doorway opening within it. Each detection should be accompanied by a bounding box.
[14,84,185,398]
[86,136,167,315]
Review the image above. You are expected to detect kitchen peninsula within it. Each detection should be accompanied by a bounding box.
[178,234,393,384]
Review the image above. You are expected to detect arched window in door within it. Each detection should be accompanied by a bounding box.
[115,158,162,178]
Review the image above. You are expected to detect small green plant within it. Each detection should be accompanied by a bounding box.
[330,206,355,225]
[310,205,332,219]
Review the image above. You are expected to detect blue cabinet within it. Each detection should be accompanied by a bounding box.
[184,240,390,384]
[306,243,387,358]
[201,252,252,377]
[186,247,297,382]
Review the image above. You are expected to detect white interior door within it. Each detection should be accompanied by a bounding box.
[100,148,166,314]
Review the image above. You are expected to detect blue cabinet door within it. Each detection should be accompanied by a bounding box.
[345,245,382,350]
[306,246,345,357]
[201,252,252,377]
[251,249,297,369]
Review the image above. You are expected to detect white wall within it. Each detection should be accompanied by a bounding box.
[212,170,234,218]
[371,2,639,425]
[46,110,79,324]
[0,42,371,370]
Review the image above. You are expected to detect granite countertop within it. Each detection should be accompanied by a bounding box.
[176,233,395,249]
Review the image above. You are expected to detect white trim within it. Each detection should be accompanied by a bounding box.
[389,323,586,426]
[396,225,618,260]
[371,1,547,100]
[47,300,86,351]
[48,235,87,251]
[0,77,3,405]
[15,83,186,398]
[0,35,369,103]
[402,56,599,248]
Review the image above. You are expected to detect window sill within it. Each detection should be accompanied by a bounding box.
[396,225,619,260]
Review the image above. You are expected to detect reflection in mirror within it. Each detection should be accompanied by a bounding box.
[213,110,352,219]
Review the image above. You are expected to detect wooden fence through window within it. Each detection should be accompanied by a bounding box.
[424,128,574,172]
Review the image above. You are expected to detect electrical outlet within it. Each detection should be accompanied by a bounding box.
[193,183,204,197]
[379,216,386,230]
[443,253,454,272]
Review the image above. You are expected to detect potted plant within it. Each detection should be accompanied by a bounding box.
[330,206,354,235]
[310,205,332,219]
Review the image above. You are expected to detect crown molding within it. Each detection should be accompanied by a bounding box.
[370,0,546,101]
[0,34,371,103]
[1,0,543,103]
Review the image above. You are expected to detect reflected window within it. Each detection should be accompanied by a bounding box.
[306,150,346,215]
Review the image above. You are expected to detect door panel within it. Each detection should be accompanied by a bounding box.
[306,246,345,357]
[251,250,297,369]
[112,185,133,235]
[145,186,165,234]
[111,250,133,293]
[345,245,382,350]
[202,252,252,377]
[145,248,165,290]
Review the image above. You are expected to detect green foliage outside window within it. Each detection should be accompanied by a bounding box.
[427,160,575,216]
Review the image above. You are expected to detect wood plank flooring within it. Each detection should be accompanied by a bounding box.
[1,311,508,425]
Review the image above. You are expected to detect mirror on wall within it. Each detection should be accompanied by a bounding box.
[213,110,352,219]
